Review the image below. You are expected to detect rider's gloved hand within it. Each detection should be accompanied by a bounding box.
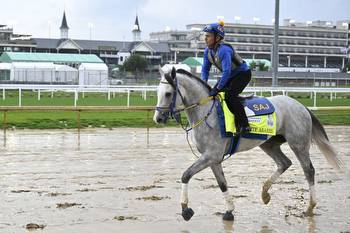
[209,86,219,97]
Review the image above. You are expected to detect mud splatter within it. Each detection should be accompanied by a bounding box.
[277,180,296,184]
[114,216,138,221]
[297,188,308,192]
[99,187,115,190]
[136,195,170,201]
[318,180,333,184]
[56,203,82,209]
[194,178,204,181]
[203,184,218,189]
[47,192,71,197]
[120,185,163,191]
[153,178,165,184]
[213,212,224,216]
[232,194,248,198]
[26,223,46,230]
[77,188,97,192]
[11,190,31,193]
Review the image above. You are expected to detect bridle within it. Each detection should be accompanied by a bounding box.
[155,71,217,158]
[155,73,215,131]
[155,79,183,124]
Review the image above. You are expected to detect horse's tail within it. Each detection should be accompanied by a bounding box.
[306,108,345,172]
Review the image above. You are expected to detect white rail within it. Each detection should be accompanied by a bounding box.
[0,84,349,107]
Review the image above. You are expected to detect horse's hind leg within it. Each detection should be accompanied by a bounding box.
[211,163,234,221]
[259,135,292,204]
[289,144,316,216]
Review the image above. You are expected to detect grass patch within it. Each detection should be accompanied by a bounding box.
[0,91,158,106]
[312,111,350,125]
[1,90,349,128]
[2,110,349,129]
[3,111,181,129]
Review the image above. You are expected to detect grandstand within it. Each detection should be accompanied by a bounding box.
[151,19,350,71]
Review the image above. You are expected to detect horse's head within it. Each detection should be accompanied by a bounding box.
[153,67,179,124]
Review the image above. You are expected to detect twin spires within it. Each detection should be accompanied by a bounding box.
[60,11,69,39]
[59,11,142,41]
[132,14,141,41]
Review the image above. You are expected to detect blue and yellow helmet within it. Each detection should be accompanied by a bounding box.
[202,20,225,38]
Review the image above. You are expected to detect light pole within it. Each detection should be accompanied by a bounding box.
[174,50,179,63]
[234,16,241,24]
[88,23,94,40]
[253,17,260,25]
[343,23,350,72]
[190,27,201,58]
[272,0,280,87]
[48,20,52,38]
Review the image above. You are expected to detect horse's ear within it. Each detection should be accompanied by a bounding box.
[159,65,164,77]
[164,74,175,88]
[171,67,176,80]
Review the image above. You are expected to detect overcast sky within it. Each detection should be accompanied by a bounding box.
[1,0,349,41]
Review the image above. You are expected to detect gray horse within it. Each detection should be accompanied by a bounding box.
[153,67,344,221]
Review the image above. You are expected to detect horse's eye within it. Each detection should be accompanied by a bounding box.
[165,92,172,98]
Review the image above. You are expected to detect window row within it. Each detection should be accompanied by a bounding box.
[225,28,347,39]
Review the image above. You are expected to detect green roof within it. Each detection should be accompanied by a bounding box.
[244,59,271,67]
[181,57,204,67]
[0,52,104,63]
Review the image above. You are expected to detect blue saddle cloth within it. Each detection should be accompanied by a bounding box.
[239,96,275,117]
[215,96,275,159]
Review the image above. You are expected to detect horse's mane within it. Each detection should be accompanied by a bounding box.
[176,69,212,91]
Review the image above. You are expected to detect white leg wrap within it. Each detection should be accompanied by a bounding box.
[223,191,234,212]
[310,185,316,202]
[270,171,281,183]
[264,170,282,191]
[181,183,189,204]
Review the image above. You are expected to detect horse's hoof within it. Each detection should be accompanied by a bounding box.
[223,211,234,221]
[262,191,271,204]
[182,207,194,221]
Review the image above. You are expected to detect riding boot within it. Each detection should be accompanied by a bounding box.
[226,97,251,135]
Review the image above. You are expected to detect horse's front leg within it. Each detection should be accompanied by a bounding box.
[180,155,213,221]
[211,163,234,221]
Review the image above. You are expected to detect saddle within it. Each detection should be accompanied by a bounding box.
[238,93,255,99]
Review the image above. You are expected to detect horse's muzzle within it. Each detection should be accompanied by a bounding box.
[153,112,169,124]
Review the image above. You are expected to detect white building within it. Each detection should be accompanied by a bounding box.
[0,62,78,84]
[78,63,108,86]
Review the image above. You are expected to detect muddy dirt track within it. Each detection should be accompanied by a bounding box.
[0,126,349,233]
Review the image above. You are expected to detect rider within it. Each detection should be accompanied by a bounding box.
[201,20,252,135]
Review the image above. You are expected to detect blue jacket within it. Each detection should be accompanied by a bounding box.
[201,44,249,90]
